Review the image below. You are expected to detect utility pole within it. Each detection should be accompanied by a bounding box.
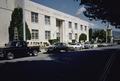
[23,0,26,41]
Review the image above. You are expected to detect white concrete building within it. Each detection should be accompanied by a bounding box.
[0,0,90,46]
[0,0,15,46]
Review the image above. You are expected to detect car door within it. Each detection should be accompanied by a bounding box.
[18,41,28,56]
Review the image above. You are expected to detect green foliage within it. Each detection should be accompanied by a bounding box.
[76,0,120,27]
[49,39,60,45]
[92,29,106,43]
[89,28,92,42]
[25,23,31,40]
[79,33,87,42]
[9,8,31,41]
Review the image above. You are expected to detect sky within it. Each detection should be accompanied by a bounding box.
[32,0,119,31]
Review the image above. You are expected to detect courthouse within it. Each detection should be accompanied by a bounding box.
[0,0,91,46]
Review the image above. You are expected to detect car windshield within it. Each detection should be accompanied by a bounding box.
[69,43,76,45]
[8,41,18,47]
[85,42,90,44]
[54,43,66,46]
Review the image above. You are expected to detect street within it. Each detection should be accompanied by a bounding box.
[0,53,52,64]
[0,45,120,81]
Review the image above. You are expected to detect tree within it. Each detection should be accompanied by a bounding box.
[98,30,106,42]
[79,33,87,42]
[89,28,92,42]
[48,39,60,45]
[92,29,106,43]
[75,0,120,28]
[9,8,31,41]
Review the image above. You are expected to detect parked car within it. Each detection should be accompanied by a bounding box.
[98,43,114,47]
[0,41,40,60]
[91,43,98,48]
[68,43,82,51]
[46,42,71,53]
[84,42,93,49]
[98,43,109,47]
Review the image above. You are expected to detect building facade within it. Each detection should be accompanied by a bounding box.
[0,0,90,46]
[0,0,15,46]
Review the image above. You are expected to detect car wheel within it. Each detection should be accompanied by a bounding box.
[65,49,68,52]
[6,52,14,60]
[33,50,39,56]
[27,52,33,56]
[75,47,80,51]
[60,50,65,52]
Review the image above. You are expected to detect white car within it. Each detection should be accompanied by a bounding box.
[91,43,98,48]
[98,43,109,47]
[68,43,82,51]
[84,42,93,49]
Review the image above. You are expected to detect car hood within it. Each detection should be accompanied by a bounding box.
[48,45,55,48]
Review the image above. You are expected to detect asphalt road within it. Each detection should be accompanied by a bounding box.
[0,45,120,81]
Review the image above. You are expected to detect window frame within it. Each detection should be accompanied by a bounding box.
[45,31,51,40]
[69,33,72,40]
[31,12,38,23]
[80,25,83,31]
[31,29,39,39]
[75,23,78,30]
[85,26,87,31]
[45,15,51,25]
[75,33,78,40]
[69,21,72,28]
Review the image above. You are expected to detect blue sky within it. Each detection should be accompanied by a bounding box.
[32,0,80,16]
[32,0,119,31]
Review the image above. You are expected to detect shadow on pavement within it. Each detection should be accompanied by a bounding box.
[0,49,120,81]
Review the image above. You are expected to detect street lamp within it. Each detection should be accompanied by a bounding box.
[23,0,26,41]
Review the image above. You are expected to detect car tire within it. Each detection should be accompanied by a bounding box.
[33,50,38,56]
[6,52,14,60]
[27,52,33,56]
[75,48,80,51]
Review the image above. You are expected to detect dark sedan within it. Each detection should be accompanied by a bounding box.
[46,42,70,53]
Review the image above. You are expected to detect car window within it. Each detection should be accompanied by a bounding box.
[10,42,17,47]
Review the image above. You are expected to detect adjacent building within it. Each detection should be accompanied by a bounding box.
[0,0,91,46]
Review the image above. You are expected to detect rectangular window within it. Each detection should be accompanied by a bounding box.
[45,31,51,40]
[69,33,72,40]
[56,20,61,27]
[45,15,50,25]
[75,33,78,40]
[75,23,78,29]
[31,12,38,23]
[31,29,39,39]
[56,32,60,40]
[69,21,72,28]
[80,25,83,31]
